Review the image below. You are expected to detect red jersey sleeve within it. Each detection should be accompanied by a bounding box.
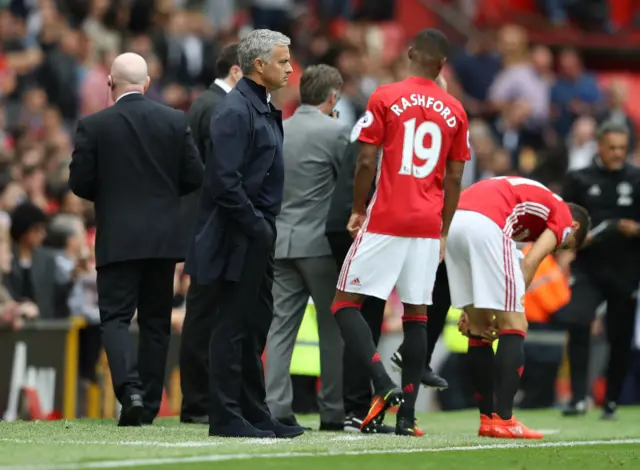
[547,200,574,245]
[448,111,470,161]
[355,89,386,147]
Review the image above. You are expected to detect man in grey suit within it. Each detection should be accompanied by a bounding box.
[265,65,348,430]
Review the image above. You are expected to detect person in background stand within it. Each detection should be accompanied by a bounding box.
[179,43,242,425]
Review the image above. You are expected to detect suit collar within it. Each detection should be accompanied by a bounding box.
[236,78,271,114]
[212,78,233,94]
[295,104,324,116]
[115,92,145,104]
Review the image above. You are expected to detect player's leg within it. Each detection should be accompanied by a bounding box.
[463,305,496,436]
[331,232,403,430]
[463,212,541,438]
[445,211,495,435]
[482,253,542,439]
[392,237,440,436]
[390,262,449,389]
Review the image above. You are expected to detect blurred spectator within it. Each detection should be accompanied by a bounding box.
[597,80,636,152]
[450,31,501,119]
[567,116,597,171]
[5,201,59,319]
[550,48,602,139]
[252,0,294,35]
[153,8,217,89]
[488,25,550,160]
[171,263,189,334]
[37,26,81,123]
[531,45,555,86]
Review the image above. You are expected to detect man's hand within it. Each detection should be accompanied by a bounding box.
[347,212,366,238]
[458,312,498,343]
[618,219,640,237]
[439,236,447,263]
[18,302,39,319]
[457,312,469,337]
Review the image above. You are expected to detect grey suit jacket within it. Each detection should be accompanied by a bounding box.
[275,105,350,259]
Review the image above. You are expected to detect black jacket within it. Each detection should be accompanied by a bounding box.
[69,93,204,267]
[563,157,640,279]
[325,122,377,235]
[184,78,285,284]
[180,82,228,243]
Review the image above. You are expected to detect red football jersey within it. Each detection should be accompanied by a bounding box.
[458,176,574,245]
[353,76,470,238]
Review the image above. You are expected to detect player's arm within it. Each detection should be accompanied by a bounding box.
[353,143,378,215]
[351,91,386,216]
[521,229,558,289]
[442,112,470,238]
[442,160,465,237]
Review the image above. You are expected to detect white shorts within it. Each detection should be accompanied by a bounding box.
[337,232,440,305]
[445,210,525,313]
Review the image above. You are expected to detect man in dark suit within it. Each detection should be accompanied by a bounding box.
[69,52,204,427]
[179,43,243,425]
[184,29,303,439]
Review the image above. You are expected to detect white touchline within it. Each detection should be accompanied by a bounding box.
[1,438,639,470]
[0,439,220,448]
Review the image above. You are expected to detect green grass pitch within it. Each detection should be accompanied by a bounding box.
[1,407,639,469]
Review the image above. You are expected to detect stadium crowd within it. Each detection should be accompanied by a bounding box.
[1,0,639,415]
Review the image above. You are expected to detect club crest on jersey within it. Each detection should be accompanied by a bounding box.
[617,181,633,206]
[350,110,374,142]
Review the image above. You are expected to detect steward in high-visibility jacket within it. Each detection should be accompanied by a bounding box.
[521,244,571,325]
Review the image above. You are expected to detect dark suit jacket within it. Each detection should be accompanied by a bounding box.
[180,82,228,242]
[69,93,204,268]
[325,123,377,235]
[184,78,285,284]
[4,245,59,319]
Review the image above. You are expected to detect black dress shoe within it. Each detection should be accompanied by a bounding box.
[319,421,344,431]
[277,415,311,431]
[253,417,305,438]
[391,351,449,389]
[209,420,276,438]
[118,394,144,427]
[180,415,209,425]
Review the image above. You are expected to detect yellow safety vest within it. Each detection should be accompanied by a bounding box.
[443,307,498,353]
[289,299,321,376]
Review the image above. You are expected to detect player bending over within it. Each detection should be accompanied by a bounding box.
[330,29,469,436]
[448,176,590,439]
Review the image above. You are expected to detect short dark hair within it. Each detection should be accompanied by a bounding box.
[10,201,47,242]
[567,202,590,249]
[411,29,450,61]
[596,120,629,141]
[215,44,240,79]
[299,64,343,106]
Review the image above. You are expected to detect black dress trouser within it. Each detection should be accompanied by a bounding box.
[179,281,215,419]
[187,222,276,429]
[97,258,176,421]
[327,230,450,418]
[559,266,638,406]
